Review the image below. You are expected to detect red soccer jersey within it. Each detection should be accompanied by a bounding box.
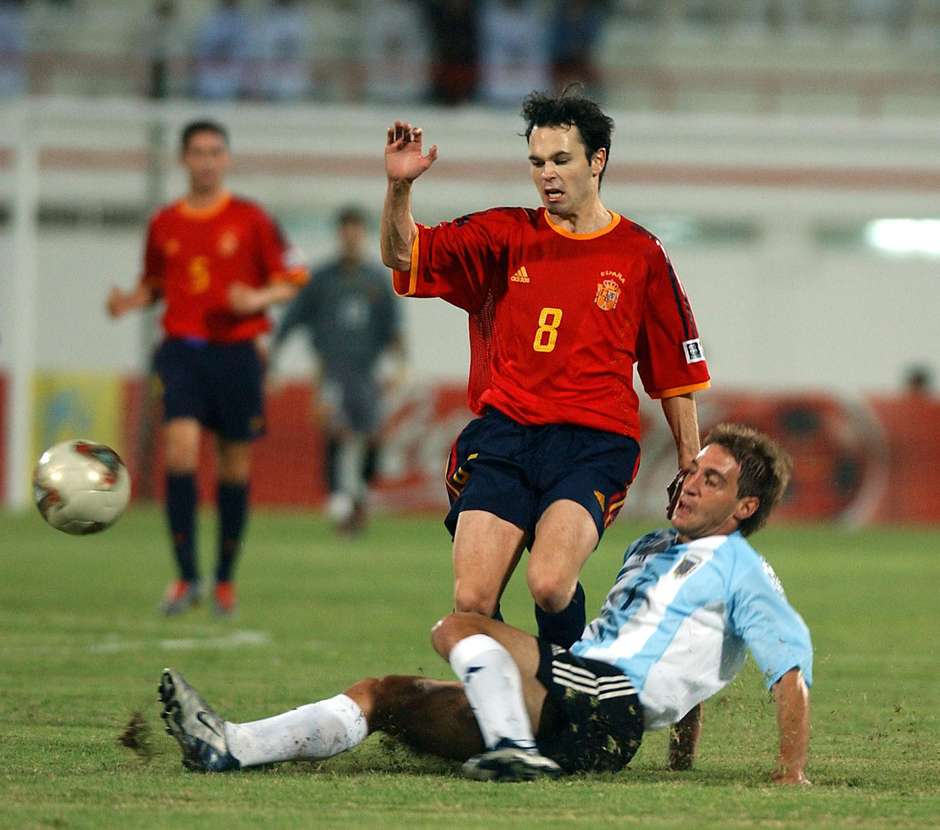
[140,192,307,343]
[393,207,710,438]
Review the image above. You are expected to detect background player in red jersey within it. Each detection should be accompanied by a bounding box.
[107,119,306,616]
[380,90,710,648]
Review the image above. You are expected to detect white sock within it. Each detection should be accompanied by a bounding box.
[223,694,368,768]
[337,435,366,501]
[448,634,537,752]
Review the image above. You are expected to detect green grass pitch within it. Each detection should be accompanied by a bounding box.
[1,507,938,829]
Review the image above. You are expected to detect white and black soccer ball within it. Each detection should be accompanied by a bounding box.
[33,440,131,535]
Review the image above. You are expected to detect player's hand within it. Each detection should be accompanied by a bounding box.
[228,283,263,316]
[385,121,438,184]
[106,286,127,318]
[666,470,687,519]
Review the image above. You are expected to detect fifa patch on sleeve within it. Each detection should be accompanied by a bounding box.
[682,338,706,364]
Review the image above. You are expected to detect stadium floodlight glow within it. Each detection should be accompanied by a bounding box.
[864,219,940,258]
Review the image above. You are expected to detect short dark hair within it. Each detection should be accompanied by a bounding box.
[521,88,615,185]
[180,119,229,152]
[336,205,368,227]
[703,423,792,537]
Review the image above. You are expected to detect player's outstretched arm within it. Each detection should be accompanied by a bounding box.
[661,393,701,471]
[228,281,299,317]
[106,284,156,318]
[771,668,811,785]
[667,703,702,770]
[381,121,438,272]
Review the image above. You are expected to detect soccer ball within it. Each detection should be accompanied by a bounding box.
[33,440,131,535]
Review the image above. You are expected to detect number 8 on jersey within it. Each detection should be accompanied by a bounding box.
[533,306,563,353]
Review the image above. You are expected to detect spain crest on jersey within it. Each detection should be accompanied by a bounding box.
[595,279,621,311]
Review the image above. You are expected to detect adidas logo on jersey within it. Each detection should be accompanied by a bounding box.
[510,266,530,283]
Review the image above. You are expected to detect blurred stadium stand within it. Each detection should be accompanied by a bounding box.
[1,0,939,523]
[0,1,936,115]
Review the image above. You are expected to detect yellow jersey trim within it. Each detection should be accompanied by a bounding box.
[543,209,621,240]
[393,233,421,297]
[176,191,232,220]
[651,380,712,400]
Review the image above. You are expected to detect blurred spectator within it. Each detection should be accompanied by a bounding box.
[903,364,934,399]
[479,0,549,106]
[851,0,916,37]
[738,1,808,36]
[548,0,609,95]
[421,0,479,105]
[685,0,723,28]
[364,0,428,103]
[142,0,183,100]
[193,0,251,100]
[0,0,26,98]
[253,0,312,101]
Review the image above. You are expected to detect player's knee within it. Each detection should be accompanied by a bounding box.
[164,448,198,474]
[453,585,498,617]
[346,676,381,701]
[164,439,199,473]
[431,612,486,657]
[528,573,572,613]
[430,614,460,657]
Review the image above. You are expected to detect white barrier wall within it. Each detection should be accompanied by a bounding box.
[1,99,939,394]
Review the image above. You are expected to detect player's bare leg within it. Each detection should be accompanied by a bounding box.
[528,499,597,611]
[452,510,526,617]
[431,613,546,719]
[161,615,559,778]
[161,418,202,614]
[164,417,201,472]
[526,499,598,646]
[214,438,253,615]
[347,676,483,760]
[431,612,561,780]
[217,438,251,484]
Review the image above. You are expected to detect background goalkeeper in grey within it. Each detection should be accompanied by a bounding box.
[271,205,404,532]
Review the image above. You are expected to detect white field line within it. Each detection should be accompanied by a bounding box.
[89,629,271,654]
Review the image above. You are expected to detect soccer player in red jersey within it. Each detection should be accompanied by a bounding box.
[381,90,710,647]
[107,120,307,616]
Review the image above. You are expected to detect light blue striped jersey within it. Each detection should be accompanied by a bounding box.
[571,528,813,730]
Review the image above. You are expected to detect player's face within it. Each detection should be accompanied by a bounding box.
[671,444,758,541]
[181,131,230,195]
[528,125,604,218]
[338,220,365,261]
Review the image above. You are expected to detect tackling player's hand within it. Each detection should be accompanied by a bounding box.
[666,470,687,519]
[385,121,438,183]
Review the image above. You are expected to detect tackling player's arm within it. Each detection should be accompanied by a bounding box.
[771,668,811,785]
[381,121,438,272]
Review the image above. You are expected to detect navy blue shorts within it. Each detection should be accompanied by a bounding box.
[153,338,265,442]
[443,408,640,541]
